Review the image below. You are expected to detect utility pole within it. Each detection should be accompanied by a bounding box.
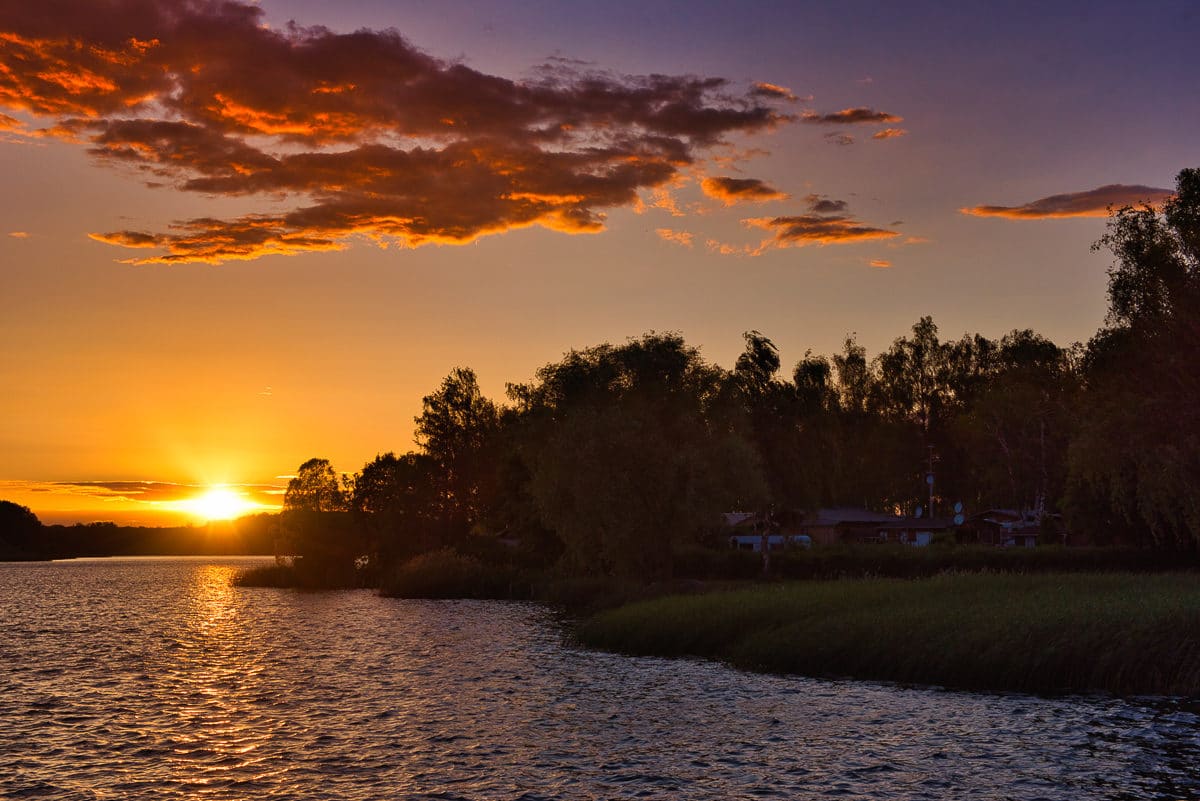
[926,445,936,521]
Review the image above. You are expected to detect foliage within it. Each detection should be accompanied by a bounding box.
[350,451,440,562]
[414,367,500,537]
[281,457,360,582]
[954,330,1076,513]
[283,457,346,513]
[0,500,43,559]
[1067,167,1200,546]
[514,333,767,578]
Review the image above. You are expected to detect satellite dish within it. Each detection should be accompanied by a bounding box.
[925,473,935,486]
[954,513,965,525]
[914,506,923,518]
[954,501,963,514]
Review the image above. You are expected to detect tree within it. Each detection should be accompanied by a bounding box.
[832,335,870,415]
[283,457,346,512]
[954,331,1074,517]
[793,351,836,415]
[350,451,439,562]
[530,394,765,579]
[414,367,499,536]
[516,332,767,578]
[0,500,43,558]
[870,316,950,434]
[1066,167,1200,547]
[281,458,358,585]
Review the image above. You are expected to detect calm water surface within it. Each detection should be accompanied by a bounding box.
[2,557,1198,800]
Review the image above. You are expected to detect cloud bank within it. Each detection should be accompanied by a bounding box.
[0,0,792,263]
[961,184,1174,219]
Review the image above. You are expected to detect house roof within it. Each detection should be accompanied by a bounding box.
[724,507,955,531]
[806,507,906,526]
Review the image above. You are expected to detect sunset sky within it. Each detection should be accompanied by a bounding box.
[2,0,1198,525]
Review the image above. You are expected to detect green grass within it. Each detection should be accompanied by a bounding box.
[576,573,1200,696]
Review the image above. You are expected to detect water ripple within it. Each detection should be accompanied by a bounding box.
[1,558,1198,799]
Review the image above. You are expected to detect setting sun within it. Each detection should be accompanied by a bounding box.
[178,487,261,522]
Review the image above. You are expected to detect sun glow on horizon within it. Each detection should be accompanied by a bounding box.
[175,486,264,522]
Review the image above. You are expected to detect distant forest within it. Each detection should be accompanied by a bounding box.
[3,168,1197,578]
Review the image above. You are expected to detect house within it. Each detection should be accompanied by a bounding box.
[725,512,811,551]
[963,509,1040,547]
[728,531,812,552]
[803,507,952,547]
[726,507,952,549]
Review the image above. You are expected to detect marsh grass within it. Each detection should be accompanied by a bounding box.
[381,549,534,599]
[233,563,298,588]
[677,544,1195,581]
[577,573,1200,696]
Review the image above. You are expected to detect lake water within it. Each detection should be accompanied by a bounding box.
[2,558,1197,800]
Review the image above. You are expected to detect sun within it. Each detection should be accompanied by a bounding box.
[184,487,260,522]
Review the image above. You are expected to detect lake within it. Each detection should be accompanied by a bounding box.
[2,557,1197,799]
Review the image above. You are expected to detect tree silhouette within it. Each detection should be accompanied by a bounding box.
[414,367,499,537]
[284,457,346,512]
[1067,167,1200,546]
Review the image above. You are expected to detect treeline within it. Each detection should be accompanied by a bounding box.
[6,169,1197,580]
[272,168,1200,584]
[0,503,278,560]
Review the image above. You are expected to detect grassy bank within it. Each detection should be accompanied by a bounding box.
[576,573,1200,696]
[676,544,1197,580]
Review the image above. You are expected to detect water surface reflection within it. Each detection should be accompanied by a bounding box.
[1,558,1197,799]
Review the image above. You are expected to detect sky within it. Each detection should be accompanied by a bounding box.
[1,0,1198,525]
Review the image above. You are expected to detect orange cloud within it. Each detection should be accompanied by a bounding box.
[961,184,1174,219]
[744,214,901,247]
[750,82,806,102]
[872,128,907,140]
[701,176,787,205]
[803,107,902,125]
[656,228,694,248]
[640,187,685,216]
[0,1,794,264]
[8,230,29,238]
[869,259,892,268]
[705,238,757,256]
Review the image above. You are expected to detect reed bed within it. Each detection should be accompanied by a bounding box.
[576,573,1200,696]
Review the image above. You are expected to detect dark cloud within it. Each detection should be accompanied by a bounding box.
[961,184,1174,219]
[0,0,792,263]
[745,214,900,247]
[802,107,902,125]
[701,176,787,205]
[804,194,849,214]
[823,132,855,146]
